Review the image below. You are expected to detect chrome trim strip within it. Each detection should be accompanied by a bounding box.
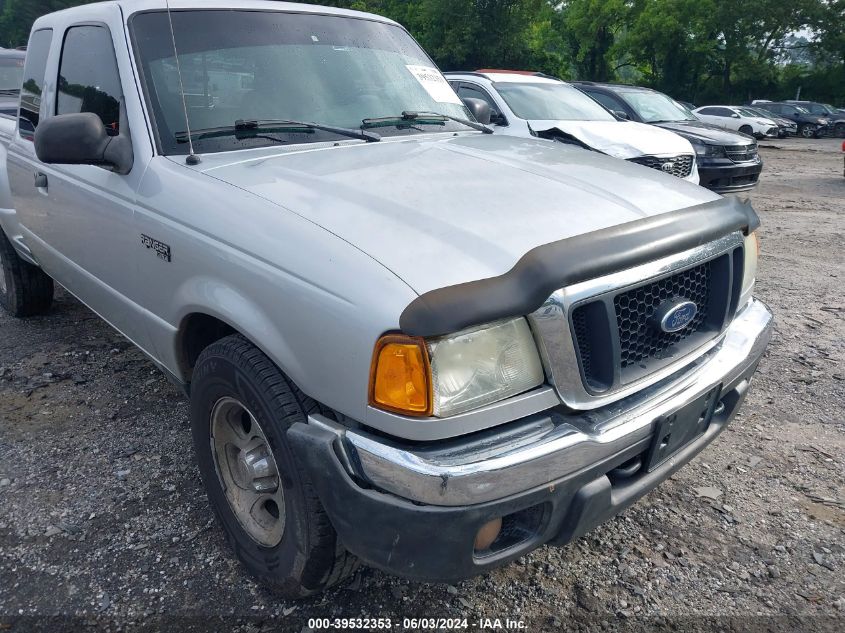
[332,299,772,506]
[362,385,562,442]
[529,232,744,410]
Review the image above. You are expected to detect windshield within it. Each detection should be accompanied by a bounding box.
[618,90,697,123]
[801,103,827,115]
[0,55,24,92]
[493,81,616,121]
[738,107,764,118]
[130,10,469,154]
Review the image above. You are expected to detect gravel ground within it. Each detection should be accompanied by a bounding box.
[1,137,843,633]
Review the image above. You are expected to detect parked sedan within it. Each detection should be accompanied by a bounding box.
[693,105,779,139]
[445,71,700,184]
[743,107,797,138]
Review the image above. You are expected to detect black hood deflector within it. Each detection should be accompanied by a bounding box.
[400,196,760,337]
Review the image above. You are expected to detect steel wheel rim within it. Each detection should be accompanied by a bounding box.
[801,126,814,138]
[0,251,6,295]
[210,397,285,547]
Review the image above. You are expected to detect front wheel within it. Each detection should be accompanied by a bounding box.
[835,122,845,138]
[798,124,816,139]
[0,229,53,317]
[739,124,753,136]
[190,334,357,597]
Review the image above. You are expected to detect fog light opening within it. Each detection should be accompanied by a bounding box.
[474,518,503,552]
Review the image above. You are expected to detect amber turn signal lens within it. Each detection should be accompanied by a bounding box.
[369,334,432,416]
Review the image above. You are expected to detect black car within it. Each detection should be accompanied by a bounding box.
[785,101,845,137]
[0,48,25,118]
[572,82,762,194]
[754,102,832,138]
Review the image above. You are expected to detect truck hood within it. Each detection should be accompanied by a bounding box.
[201,134,719,296]
[527,119,693,159]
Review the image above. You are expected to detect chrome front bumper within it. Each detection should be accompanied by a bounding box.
[315,299,772,508]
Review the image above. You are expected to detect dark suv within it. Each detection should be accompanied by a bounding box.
[572,82,762,194]
[754,102,832,138]
[785,101,845,137]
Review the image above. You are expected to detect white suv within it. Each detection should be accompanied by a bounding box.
[693,105,779,139]
[446,71,700,184]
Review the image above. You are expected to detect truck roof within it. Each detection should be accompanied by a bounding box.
[33,0,399,29]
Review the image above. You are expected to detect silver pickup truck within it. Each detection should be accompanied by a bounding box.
[0,0,772,597]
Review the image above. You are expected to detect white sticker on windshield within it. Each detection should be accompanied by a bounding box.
[406,65,463,105]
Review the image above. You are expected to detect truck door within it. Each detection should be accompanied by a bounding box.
[8,10,153,348]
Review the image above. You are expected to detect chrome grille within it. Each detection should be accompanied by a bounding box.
[529,232,746,409]
[628,154,694,178]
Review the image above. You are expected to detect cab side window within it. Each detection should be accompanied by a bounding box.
[57,25,123,134]
[19,29,53,140]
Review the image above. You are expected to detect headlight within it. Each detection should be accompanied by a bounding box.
[427,318,544,417]
[369,318,545,418]
[693,143,725,158]
[741,231,759,301]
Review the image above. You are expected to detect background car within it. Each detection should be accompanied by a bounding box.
[693,105,779,139]
[572,81,763,195]
[0,48,25,118]
[785,101,845,137]
[754,102,831,138]
[446,71,700,183]
[743,106,797,138]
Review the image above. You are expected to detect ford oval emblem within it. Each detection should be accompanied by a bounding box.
[655,300,698,333]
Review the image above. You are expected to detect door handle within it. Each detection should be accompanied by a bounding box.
[34,172,48,189]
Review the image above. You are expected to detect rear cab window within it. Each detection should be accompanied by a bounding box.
[19,29,53,140]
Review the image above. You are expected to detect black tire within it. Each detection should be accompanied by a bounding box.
[798,123,816,139]
[835,122,845,138]
[190,334,357,597]
[739,125,753,136]
[0,229,53,317]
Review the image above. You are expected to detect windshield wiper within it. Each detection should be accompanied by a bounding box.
[362,111,493,134]
[175,119,381,143]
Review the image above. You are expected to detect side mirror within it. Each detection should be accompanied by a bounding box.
[489,108,506,126]
[612,109,629,120]
[462,97,492,126]
[732,113,741,118]
[34,100,133,175]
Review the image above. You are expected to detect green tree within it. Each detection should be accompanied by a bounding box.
[557,0,630,82]
[0,0,98,47]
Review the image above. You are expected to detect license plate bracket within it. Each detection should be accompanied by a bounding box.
[645,385,722,472]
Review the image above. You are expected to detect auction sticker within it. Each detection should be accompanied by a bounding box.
[406,65,463,104]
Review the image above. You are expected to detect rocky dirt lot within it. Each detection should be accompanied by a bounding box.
[1,138,843,633]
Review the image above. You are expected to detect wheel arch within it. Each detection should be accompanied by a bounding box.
[173,297,306,395]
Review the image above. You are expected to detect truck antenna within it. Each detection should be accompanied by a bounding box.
[165,0,200,165]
